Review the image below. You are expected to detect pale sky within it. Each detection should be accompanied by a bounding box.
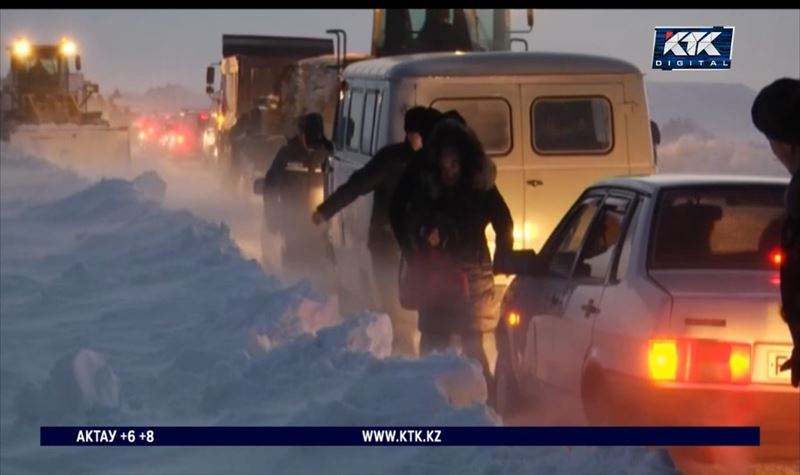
[1,9,798,93]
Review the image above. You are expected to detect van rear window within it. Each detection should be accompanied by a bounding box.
[532,97,613,155]
[430,98,512,156]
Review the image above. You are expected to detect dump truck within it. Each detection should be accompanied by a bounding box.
[204,34,335,187]
[0,37,131,168]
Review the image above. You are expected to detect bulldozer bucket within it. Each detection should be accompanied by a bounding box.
[8,124,131,173]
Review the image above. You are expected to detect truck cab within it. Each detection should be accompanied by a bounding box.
[372,9,516,56]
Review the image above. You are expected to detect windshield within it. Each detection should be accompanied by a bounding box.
[649,185,787,270]
[375,9,505,56]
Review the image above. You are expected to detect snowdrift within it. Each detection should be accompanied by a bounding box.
[0,143,676,474]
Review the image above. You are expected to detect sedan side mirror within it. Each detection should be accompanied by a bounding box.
[494,250,543,275]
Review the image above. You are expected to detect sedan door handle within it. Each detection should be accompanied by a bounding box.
[581,299,600,318]
[527,179,544,188]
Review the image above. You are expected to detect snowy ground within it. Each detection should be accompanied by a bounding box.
[0,144,686,474]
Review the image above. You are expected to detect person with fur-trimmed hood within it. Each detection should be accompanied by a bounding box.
[400,117,513,386]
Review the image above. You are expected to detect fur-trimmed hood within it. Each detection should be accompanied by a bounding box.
[426,118,496,192]
[472,156,497,191]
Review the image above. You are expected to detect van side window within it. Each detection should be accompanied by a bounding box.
[430,97,512,156]
[334,85,351,149]
[347,89,366,151]
[372,91,383,152]
[361,91,378,155]
[531,97,613,155]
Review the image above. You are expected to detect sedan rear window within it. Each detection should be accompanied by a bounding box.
[650,186,787,270]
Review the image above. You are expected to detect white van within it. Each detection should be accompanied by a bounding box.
[325,51,655,310]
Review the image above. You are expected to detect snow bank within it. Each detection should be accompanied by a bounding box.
[0,148,677,475]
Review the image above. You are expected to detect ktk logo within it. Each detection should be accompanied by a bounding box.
[652,26,734,71]
[663,31,721,56]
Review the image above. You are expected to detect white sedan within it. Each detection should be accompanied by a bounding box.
[495,175,797,449]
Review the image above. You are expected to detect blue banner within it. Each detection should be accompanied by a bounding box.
[41,426,760,446]
[652,26,735,71]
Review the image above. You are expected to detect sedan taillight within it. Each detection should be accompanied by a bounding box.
[648,338,751,384]
[770,248,785,267]
[648,340,678,381]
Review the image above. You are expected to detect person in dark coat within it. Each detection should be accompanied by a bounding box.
[311,106,442,355]
[401,118,514,386]
[751,77,800,388]
[311,107,439,228]
[389,110,466,250]
[264,113,331,194]
[261,113,334,290]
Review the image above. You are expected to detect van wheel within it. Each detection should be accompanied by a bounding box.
[493,329,525,421]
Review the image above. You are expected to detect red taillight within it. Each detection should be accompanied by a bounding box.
[648,338,751,384]
[770,249,784,267]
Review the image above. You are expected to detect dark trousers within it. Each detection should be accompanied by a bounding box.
[371,240,419,356]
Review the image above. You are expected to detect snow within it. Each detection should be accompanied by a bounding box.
[0,142,678,474]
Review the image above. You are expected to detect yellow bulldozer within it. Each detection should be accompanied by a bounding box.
[1,37,130,168]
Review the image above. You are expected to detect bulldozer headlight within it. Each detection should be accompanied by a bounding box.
[13,38,31,58]
[60,39,77,56]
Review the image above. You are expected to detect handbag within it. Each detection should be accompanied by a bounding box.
[398,249,469,310]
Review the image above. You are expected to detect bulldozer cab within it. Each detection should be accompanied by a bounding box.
[3,38,131,169]
[372,9,516,56]
[11,45,71,95]
[4,39,95,125]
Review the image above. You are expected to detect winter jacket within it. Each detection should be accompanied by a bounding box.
[389,150,429,252]
[262,136,330,235]
[403,158,513,333]
[782,171,800,347]
[316,141,416,255]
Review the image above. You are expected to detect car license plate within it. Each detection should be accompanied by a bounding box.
[767,351,791,381]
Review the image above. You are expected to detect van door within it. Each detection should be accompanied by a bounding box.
[521,83,629,253]
[328,84,382,311]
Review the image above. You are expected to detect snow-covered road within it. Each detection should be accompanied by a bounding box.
[1,144,681,474]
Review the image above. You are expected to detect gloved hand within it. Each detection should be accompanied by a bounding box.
[780,346,800,388]
[311,211,326,226]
